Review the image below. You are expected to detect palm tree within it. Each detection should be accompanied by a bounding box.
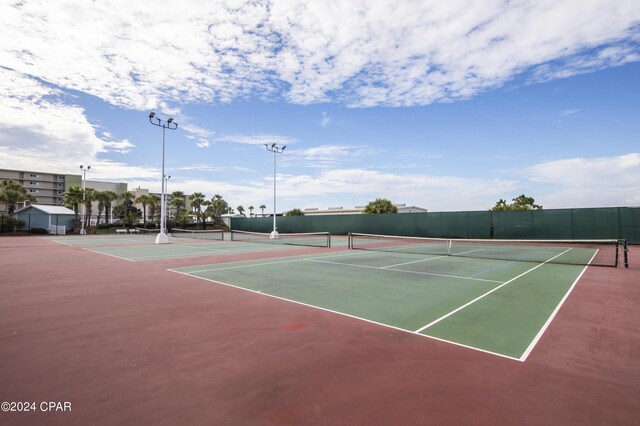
[170,191,185,220]
[0,180,36,215]
[135,194,153,225]
[148,194,160,224]
[260,204,266,217]
[102,191,118,225]
[123,210,141,229]
[201,200,211,229]
[210,194,228,227]
[94,191,110,230]
[63,185,84,232]
[83,187,96,230]
[189,192,206,229]
[248,205,254,217]
[237,205,245,217]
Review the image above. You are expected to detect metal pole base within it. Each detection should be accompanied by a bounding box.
[80,229,86,235]
[155,232,170,244]
[270,230,279,239]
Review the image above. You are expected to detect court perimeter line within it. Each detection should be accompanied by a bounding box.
[414,248,573,334]
[168,268,522,362]
[518,250,598,361]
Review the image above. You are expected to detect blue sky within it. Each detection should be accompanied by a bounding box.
[1,0,639,213]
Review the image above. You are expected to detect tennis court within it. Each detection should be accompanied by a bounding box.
[1,232,638,424]
[170,235,607,360]
[46,230,343,261]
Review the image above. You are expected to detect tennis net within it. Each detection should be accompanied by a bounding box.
[134,227,160,235]
[172,228,224,240]
[230,230,331,248]
[348,233,628,267]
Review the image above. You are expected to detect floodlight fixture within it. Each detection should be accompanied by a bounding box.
[167,117,174,123]
[149,111,156,118]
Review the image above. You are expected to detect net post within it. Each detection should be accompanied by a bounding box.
[623,240,629,268]
[348,233,352,249]
[327,234,331,248]
[615,240,620,268]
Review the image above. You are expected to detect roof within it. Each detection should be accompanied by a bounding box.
[16,204,75,215]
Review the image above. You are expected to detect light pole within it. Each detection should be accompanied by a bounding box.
[149,112,178,244]
[164,175,171,233]
[264,143,286,239]
[79,165,90,235]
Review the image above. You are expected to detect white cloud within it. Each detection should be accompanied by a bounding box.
[525,153,640,207]
[215,133,298,146]
[2,1,638,110]
[321,112,330,127]
[101,139,135,154]
[119,153,640,212]
[558,109,580,117]
[286,145,372,168]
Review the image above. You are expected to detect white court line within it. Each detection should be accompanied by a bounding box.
[382,255,448,268]
[518,250,598,361]
[306,258,504,284]
[177,250,367,274]
[83,248,135,262]
[179,257,309,274]
[168,268,522,362]
[414,248,573,334]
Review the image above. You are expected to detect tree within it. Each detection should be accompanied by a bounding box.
[209,194,229,227]
[260,204,266,217]
[119,191,135,217]
[286,208,304,216]
[0,180,37,215]
[237,205,245,217]
[189,192,206,229]
[491,194,543,211]
[248,205,254,217]
[175,209,191,228]
[135,194,153,225]
[94,191,108,230]
[63,185,84,232]
[122,210,141,229]
[363,198,398,214]
[170,191,185,219]
[102,191,118,225]
[147,194,160,223]
[83,188,96,230]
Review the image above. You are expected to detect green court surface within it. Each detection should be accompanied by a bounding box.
[59,237,346,261]
[171,249,593,360]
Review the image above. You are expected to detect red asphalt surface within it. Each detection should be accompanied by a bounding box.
[0,236,638,425]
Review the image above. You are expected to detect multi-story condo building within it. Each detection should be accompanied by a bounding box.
[0,169,70,209]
